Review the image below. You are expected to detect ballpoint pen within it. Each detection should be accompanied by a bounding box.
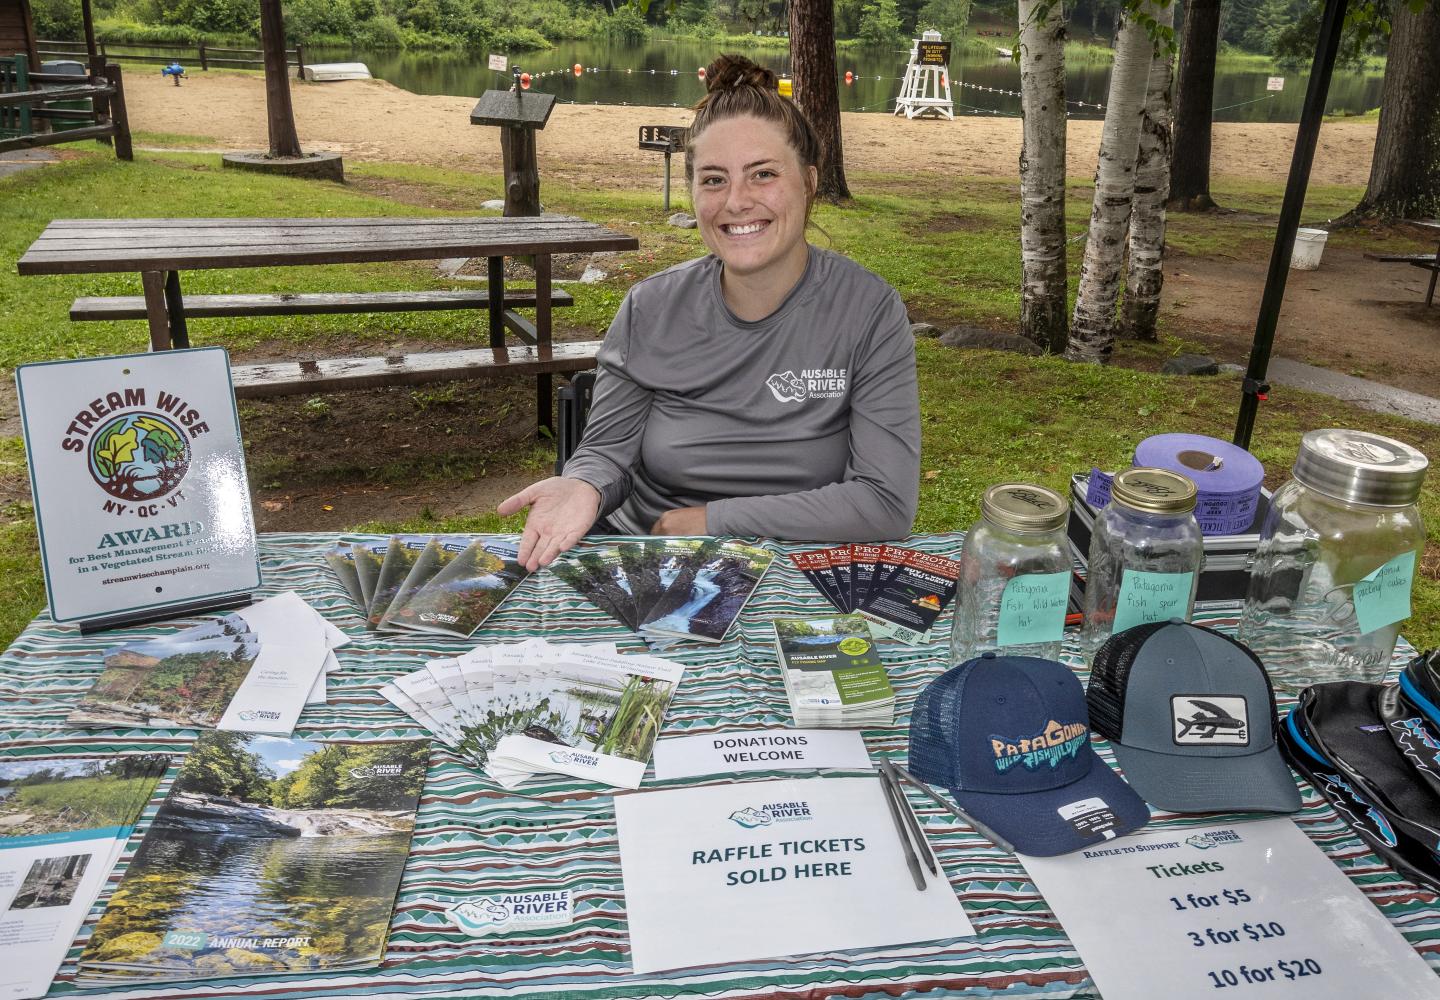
[876,770,927,890]
[880,757,937,875]
[893,762,1016,854]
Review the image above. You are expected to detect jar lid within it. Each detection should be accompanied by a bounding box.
[981,483,1069,533]
[1111,468,1197,514]
[1292,429,1428,506]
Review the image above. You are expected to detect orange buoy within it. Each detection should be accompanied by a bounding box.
[698,66,707,80]
[519,72,531,89]
[844,70,853,85]
[573,63,583,77]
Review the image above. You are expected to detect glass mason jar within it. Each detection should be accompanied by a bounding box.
[951,483,1071,665]
[1238,429,1428,691]
[1081,468,1205,659]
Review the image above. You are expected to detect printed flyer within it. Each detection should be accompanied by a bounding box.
[0,755,169,1000]
[16,348,261,624]
[77,733,429,986]
[614,776,974,974]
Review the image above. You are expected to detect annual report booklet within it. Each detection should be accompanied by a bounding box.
[76,733,429,986]
[0,754,170,1000]
[773,615,894,728]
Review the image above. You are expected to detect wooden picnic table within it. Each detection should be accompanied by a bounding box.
[16,215,640,431]
[1366,218,1440,307]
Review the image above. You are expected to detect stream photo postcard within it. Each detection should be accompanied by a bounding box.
[76,733,429,985]
[69,616,260,729]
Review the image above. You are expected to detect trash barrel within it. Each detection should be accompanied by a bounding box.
[39,59,91,132]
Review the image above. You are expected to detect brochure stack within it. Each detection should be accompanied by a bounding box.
[773,615,894,728]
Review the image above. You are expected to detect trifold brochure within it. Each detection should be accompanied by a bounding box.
[327,535,532,638]
[773,615,894,728]
[75,733,429,986]
[1019,818,1440,1000]
[382,638,683,789]
[550,538,773,646]
[614,776,974,974]
[68,592,347,735]
[0,754,170,1000]
[789,544,959,644]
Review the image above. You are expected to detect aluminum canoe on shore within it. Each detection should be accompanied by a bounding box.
[301,63,372,82]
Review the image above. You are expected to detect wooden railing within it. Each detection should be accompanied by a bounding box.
[0,55,132,160]
[36,39,305,75]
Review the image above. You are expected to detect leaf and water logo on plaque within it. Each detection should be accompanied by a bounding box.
[16,348,260,627]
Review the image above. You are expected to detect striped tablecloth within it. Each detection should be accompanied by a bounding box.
[2,532,1437,1000]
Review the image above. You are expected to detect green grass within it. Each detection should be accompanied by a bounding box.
[132,129,223,148]
[2,147,1436,653]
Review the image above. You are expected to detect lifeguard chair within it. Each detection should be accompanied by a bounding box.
[894,30,954,120]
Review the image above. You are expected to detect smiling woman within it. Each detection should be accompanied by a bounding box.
[499,55,921,569]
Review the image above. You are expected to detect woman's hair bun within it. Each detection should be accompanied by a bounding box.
[705,54,778,95]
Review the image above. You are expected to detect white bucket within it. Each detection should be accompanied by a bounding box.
[1290,227,1329,270]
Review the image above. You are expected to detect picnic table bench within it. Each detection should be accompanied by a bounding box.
[1364,218,1440,307]
[17,215,639,431]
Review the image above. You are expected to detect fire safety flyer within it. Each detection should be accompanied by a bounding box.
[1019,818,1440,1000]
[613,776,974,974]
[16,349,260,624]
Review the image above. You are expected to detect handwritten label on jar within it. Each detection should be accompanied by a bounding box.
[1353,550,1417,635]
[1113,570,1194,633]
[997,571,1070,646]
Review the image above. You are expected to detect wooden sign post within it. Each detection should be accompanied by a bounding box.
[638,125,689,211]
[470,76,557,217]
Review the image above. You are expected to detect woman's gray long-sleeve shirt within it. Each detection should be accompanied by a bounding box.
[562,245,920,542]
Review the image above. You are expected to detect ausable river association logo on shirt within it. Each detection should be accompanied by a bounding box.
[765,368,848,404]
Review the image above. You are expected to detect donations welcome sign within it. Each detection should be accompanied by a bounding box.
[17,348,260,624]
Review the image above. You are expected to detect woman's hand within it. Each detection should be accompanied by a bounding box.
[651,506,708,536]
[498,477,601,571]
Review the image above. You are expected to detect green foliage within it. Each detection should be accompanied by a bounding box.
[858,0,905,45]
[602,6,652,42]
[916,0,972,41]
[135,0,257,37]
[29,0,84,39]
[176,732,274,801]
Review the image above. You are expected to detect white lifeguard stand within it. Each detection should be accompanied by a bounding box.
[894,30,954,120]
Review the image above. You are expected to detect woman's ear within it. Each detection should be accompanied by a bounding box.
[807,164,818,198]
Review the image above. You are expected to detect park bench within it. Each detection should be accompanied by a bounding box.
[1363,219,1440,307]
[19,215,638,432]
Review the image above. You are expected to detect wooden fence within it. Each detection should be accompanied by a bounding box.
[36,39,305,75]
[0,54,132,159]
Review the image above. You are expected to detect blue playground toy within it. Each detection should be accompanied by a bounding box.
[161,62,186,85]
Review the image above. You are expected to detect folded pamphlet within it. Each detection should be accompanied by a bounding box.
[382,639,681,790]
[773,615,894,728]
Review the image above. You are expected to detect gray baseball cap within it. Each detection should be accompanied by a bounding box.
[1086,621,1302,813]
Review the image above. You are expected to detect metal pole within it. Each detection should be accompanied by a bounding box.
[1233,0,1348,449]
[663,149,672,212]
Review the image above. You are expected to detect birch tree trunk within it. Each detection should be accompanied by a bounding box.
[1121,1,1175,342]
[1017,0,1068,353]
[1064,1,1158,364]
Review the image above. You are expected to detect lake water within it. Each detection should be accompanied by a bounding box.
[302,38,1384,122]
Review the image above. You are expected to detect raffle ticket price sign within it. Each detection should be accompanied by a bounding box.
[1020,818,1440,1000]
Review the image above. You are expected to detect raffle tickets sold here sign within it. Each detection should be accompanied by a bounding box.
[17,348,260,623]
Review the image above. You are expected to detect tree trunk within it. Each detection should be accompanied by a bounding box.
[1065,2,1158,364]
[789,0,851,201]
[1121,1,1175,341]
[1168,0,1219,211]
[1018,0,1069,352]
[1343,0,1440,221]
[259,0,302,159]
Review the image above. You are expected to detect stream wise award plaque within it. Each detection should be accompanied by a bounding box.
[16,348,260,630]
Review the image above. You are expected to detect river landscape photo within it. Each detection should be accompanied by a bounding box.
[77,734,429,985]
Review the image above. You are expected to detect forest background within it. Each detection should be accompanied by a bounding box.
[25,0,1367,69]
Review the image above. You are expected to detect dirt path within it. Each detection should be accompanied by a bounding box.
[125,72,1380,186]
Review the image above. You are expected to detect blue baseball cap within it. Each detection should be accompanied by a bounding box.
[908,653,1151,856]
